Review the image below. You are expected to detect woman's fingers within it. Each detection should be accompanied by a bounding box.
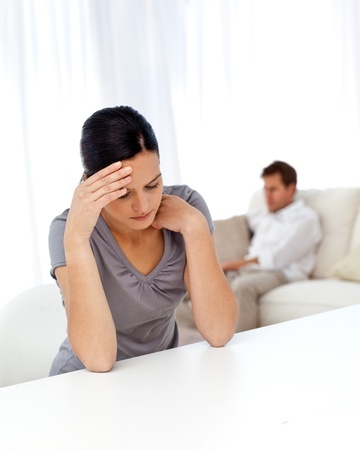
[85,161,122,186]
[81,162,132,203]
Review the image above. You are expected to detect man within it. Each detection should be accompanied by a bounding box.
[222,160,322,332]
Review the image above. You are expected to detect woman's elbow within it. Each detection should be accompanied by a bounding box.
[73,345,117,373]
[205,315,237,347]
[207,328,235,348]
[83,355,116,373]
[201,304,238,347]
[69,332,117,373]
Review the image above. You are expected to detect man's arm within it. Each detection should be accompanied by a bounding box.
[221,257,259,272]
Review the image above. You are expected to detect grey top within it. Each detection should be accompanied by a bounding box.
[48,185,214,375]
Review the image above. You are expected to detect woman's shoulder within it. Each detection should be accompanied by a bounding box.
[163,184,190,197]
[49,209,70,237]
[50,209,70,227]
[163,184,202,202]
[52,209,70,221]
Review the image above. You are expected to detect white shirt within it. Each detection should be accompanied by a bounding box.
[246,199,323,281]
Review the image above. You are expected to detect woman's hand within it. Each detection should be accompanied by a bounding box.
[151,194,206,235]
[66,161,132,240]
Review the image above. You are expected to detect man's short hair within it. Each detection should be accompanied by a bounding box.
[261,160,297,186]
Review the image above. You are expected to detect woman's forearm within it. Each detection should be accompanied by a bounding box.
[60,236,117,372]
[183,217,238,347]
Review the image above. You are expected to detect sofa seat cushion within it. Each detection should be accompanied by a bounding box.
[259,279,360,326]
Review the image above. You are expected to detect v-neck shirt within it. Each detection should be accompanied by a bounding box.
[48,185,214,375]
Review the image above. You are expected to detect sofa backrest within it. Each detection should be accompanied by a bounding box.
[248,188,360,278]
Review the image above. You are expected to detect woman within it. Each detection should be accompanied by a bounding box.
[49,105,237,375]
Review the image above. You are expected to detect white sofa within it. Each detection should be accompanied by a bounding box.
[177,187,360,345]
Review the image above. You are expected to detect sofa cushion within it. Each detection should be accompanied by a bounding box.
[329,247,360,282]
[213,215,250,262]
[349,206,360,251]
[259,279,360,326]
[302,189,360,278]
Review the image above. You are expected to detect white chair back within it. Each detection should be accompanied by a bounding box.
[0,284,67,388]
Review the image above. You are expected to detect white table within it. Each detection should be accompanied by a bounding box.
[1,305,360,450]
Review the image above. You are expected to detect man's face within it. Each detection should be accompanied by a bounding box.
[263,173,296,213]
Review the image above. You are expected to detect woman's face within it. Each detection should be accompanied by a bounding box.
[101,150,163,233]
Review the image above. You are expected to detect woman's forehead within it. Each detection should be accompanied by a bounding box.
[122,152,161,186]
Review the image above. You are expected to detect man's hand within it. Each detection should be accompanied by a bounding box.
[221,257,259,272]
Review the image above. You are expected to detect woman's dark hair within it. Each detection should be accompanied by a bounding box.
[80,106,159,176]
[261,160,297,186]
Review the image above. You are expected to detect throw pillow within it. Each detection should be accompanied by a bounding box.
[329,247,360,282]
[213,215,251,263]
[181,215,251,304]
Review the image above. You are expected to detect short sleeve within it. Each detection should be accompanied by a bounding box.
[48,210,69,279]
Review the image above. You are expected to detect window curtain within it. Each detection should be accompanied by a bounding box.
[1,0,359,307]
[177,0,360,219]
[0,0,184,305]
